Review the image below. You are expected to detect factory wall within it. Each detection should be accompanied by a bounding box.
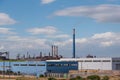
[0,61,46,75]
[0,57,119,76]
[0,62,10,71]
[0,60,78,75]
[12,61,46,75]
[112,58,120,70]
[60,58,113,70]
[78,61,112,70]
[46,61,78,73]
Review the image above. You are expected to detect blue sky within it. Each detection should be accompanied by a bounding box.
[0,0,120,58]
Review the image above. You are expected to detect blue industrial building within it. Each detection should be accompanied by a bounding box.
[12,61,46,75]
[0,61,46,76]
[47,60,78,73]
[0,60,78,76]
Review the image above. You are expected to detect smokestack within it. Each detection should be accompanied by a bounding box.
[52,45,54,57]
[73,28,75,58]
[54,45,56,57]
[40,52,42,57]
[56,46,58,56]
[27,52,29,59]
[49,52,50,56]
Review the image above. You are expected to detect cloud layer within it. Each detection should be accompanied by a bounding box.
[1,31,119,58]
[0,28,15,34]
[27,26,57,35]
[0,13,16,25]
[53,4,120,23]
[41,0,55,4]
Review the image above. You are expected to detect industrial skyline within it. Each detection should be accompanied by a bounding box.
[0,0,120,58]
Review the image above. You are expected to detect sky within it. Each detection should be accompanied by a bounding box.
[0,0,120,58]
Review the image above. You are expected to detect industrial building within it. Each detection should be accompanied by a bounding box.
[0,57,119,76]
[0,61,46,76]
[46,60,78,73]
[60,57,120,70]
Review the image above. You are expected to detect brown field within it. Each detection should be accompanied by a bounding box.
[0,75,119,80]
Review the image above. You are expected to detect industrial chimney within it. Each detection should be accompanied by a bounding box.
[51,45,59,57]
[56,46,58,56]
[52,45,54,57]
[73,28,75,58]
[54,45,56,56]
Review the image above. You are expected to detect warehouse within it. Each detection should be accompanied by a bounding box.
[0,57,119,76]
[46,60,78,73]
[60,57,120,70]
[0,61,46,76]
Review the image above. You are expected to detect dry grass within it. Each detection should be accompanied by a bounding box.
[0,75,120,80]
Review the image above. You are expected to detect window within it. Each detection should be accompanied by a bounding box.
[14,64,19,66]
[29,64,36,66]
[102,60,111,62]
[93,60,101,62]
[78,60,83,62]
[47,64,54,66]
[85,60,92,62]
[21,64,27,66]
[64,64,69,66]
[112,60,120,62]
[71,64,77,66]
[116,64,120,70]
[37,64,45,66]
[55,64,62,67]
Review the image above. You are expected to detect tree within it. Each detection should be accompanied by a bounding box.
[87,75,100,80]
[102,76,109,80]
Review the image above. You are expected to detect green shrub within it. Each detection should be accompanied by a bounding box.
[48,77,56,80]
[76,76,83,80]
[102,76,109,80]
[70,76,83,80]
[70,78,76,80]
[39,74,44,77]
[87,75,100,80]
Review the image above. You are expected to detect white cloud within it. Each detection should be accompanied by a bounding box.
[0,46,4,50]
[0,13,16,25]
[92,32,115,39]
[54,34,70,38]
[0,28,15,34]
[41,0,55,4]
[60,32,120,57]
[27,26,57,35]
[57,32,120,47]
[101,41,113,47]
[6,36,47,45]
[54,38,87,46]
[53,4,120,23]
[91,32,120,47]
[47,34,70,39]
[7,36,27,41]
[1,36,50,52]
[76,38,87,44]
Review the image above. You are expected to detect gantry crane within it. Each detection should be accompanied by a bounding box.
[0,52,9,60]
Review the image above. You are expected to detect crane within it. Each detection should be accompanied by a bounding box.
[0,52,9,60]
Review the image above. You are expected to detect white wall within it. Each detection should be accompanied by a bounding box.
[61,58,113,70]
[78,61,112,70]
